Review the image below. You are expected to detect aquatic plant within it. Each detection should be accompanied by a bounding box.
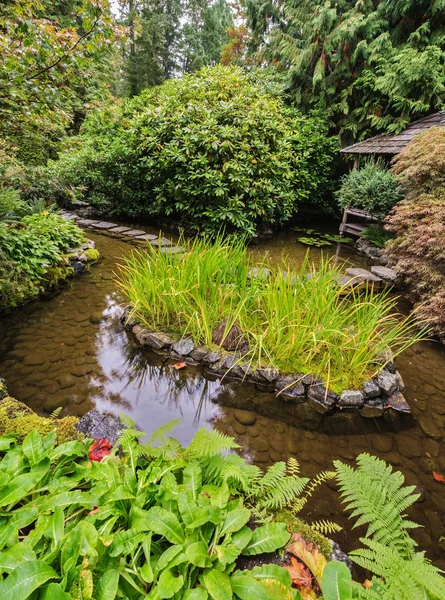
[118,236,422,391]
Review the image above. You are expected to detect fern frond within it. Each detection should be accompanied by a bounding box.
[311,519,343,535]
[148,419,181,446]
[287,457,300,476]
[254,465,309,511]
[335,454,419,558]
[50,407,63,419]
[185,428,239,459]
[119,413,137,429]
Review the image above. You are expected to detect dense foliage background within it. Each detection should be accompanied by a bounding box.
[53,66,338,235]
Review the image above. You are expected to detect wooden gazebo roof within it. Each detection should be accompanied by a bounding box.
[341,110,445,155]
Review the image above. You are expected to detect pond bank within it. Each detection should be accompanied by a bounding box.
[1,228,445,566]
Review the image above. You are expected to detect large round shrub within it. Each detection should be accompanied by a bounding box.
[56,66,337,235]
[336,159,402,218]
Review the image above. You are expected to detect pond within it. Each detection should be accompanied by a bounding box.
[1,225,445,567]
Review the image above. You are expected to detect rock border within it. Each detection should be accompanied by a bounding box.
[121,306,410,418]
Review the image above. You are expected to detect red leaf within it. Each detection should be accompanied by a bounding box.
[172,361,186,369]
[89,439,112,462]
[433,471,445,483]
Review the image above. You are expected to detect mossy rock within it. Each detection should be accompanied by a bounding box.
[85,248,100,263]
[0,396,80,443]
[275,509,333,559]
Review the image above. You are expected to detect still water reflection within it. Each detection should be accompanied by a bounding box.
[1,228,445,565]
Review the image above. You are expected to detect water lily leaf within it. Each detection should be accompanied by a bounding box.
[242,523,290,556]
[0,560,58,600]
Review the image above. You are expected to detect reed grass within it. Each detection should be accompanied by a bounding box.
[117,235,423,392]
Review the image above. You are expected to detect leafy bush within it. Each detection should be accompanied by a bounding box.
[53,65,338,235]
[386,128,445,339]
[336,159,402,217]
[0,213,85,310]
[361,225,393,249]
[118,236,421,391]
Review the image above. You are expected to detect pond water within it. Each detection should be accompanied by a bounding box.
[1,226,445,567]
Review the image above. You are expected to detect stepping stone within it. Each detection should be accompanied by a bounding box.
[91,221,118,230]
[150,237,174,247]
[134,233,158,241]
[77,218,98,226]
[345,267,382,284]
[335,274,361,288]
[107,225,133,234]
[160,245,185,254]
[370,265,398,283]
[124,229,148,237]
[247,267,270,280]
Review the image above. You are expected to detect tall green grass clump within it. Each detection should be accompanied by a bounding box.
[118,236,422,391]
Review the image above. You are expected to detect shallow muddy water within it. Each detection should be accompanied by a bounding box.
[1,226,445,565]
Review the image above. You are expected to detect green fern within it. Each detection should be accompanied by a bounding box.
[335,454,419,558]
[311,520,343,536]
[185,428,240,459]
[350,538,445,600]
[50,407,63,419]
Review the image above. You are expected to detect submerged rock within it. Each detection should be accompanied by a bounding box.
[76,409,125,445]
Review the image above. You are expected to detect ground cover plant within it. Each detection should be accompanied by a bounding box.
[118,236,421,392]
[51,65,338,236]
[0,422,444,599]
[386,128,445,340]
[0,211,85,311]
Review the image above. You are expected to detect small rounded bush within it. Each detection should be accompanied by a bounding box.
[55,65,338,235]
[336,159,402,217]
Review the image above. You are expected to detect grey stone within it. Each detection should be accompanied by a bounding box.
[256,368,280,383]
[377,370,399,396]
[134,233,158,241]
[91,221,117,230]
[307,384,337,414]
[363,378,381,399]
[395,370,406,392]
[77,252,88,263]
[247,267,270,281]
[360,398,385,418]
[275,375,305,400]
[387,390,411,413]
[345,267,382,284]
[172,338,195,356]
[160,246,185,255]
[76,409,125,445]
[202,351,222,365]
[371,265,398,283]
[190,347,209,362]
[339,390,364,407]
[125,229,148,237]
[335,274,361,288]
[328,540,353,572]
[149,237,174,247]
[133,326,175,349]
[107,225,132,233]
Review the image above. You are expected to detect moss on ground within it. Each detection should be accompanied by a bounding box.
[85,248,100,262]
[276,509,333,559]
[0,396,80,442]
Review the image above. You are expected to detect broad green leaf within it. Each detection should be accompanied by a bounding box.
[22,430,45,465]
[178,490,201,527]
[155,544,184,574]
[251,564,292,587]
[0,438,15,452]
[183,590,209,600]
[78,521,99,557]
[158,569,184,599]
[242,523,290,556]
[0,459,50,507]
[94,568,119,600]
[0,543,36,574]
[49,441,87,462]
[0,560,58,600]
[184,463,202,500]
[320,561,352,600]
[214,544,240,566]
[186,541,212,568]
[230,527,252,552]
[201,569,232,600]
[220,508,250,537]
[0,472,10,487]
[39,582,71,600]
[230,573,269,600]
[146,507,185,544]
[46,506,64,547]
[109,528,145,557]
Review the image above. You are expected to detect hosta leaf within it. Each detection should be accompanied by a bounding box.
[146,507,185,544]
[201,569,232,600]
[22,430,45,465]
[230,573,269,600]
[251,564,292,587]
[320,560,352,600]
[94,568,120,600]
[186,541,212,568]
[220,508,250,537]
[158,569,184,599]
[109,528,145,557]
[0,560,58,600]
[39,582,71,600]
[184,463,202,500]
[242,523,290,556]
[0,459,50,507]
